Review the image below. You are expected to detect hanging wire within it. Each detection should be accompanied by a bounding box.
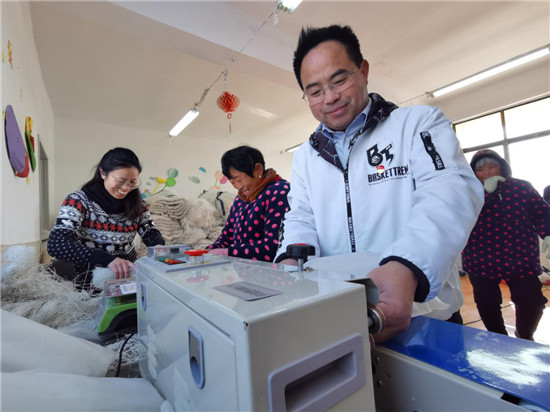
[192,71,224,109]
[168,2,285,141]
[397,92,432,106]
[224,9,278,68]
[191,6,278,111]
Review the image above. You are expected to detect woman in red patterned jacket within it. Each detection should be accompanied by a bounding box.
[462,149,550,341]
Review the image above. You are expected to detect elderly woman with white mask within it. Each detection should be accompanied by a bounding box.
[462,149,550,341]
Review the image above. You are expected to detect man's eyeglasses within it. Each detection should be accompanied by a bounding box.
[113,177,141,191]
[302,66,360,106]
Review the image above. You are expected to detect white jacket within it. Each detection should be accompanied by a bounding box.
[278,94,484,317]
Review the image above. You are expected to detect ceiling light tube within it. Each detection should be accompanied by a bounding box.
[277,0,302,13]
[169,109,199,137]
[431,45,550,98]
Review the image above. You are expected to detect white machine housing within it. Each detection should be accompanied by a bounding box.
[136,256,376,411]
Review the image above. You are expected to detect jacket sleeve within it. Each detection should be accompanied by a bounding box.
[138,202,165,246]
[47,192,115,268]
[207,198,239,249]
[276,148,322,261]
[520,179,550,238]
[227,182,290,262]
[380,107,484,301]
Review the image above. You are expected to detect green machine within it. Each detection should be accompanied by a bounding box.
[96,245,193,340]
[96,278,137,341]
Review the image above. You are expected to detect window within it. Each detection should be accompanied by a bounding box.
[508,138,550,195]
[505,98,550,139]
[455,96,550,195]
[454,113,503,150]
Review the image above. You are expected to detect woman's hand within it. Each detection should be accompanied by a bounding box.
[107,258,136,279]
[208,248,229,256]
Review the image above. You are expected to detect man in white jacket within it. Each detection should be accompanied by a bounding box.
[275,25,484,342]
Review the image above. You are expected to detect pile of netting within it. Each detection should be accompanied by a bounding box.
[1,245,100,328]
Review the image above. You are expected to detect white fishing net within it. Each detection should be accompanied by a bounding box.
[1,245,101,328]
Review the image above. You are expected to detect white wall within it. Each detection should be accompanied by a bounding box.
[1,2,54,247]
[52,116,238,224]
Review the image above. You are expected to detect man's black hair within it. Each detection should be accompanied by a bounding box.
[293,25,364,90]
[221,145,265,178]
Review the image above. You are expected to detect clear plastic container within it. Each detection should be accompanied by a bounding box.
[184,249,209,265]
[147,244,190,261]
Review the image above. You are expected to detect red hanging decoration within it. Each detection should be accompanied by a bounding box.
[217,91,240,133]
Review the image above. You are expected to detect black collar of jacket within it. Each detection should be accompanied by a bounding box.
[308,93,398,171]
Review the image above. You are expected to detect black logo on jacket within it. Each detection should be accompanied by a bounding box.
[366,142,409,184]
[367,143,394,166]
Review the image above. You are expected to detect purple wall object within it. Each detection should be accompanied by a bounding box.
[4,105,29,177]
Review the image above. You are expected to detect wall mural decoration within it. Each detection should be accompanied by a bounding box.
[3,40,37,184]
[142,167,229,196]
[143,168,178,198]
[4,105,30,179]
[210,170,228,190]
[25,116,37,172]
[7,40,14,69]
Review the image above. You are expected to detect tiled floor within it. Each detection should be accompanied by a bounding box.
[459,274,550,345]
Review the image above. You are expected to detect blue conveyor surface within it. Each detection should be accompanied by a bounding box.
[383,317,550,410]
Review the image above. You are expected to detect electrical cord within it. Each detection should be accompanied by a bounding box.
[115,331,137,377]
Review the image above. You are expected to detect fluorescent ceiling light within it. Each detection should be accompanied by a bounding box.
[285,143,301,153]
[431,45,550,98]
[277,0,302,13]
[169,109,199,137]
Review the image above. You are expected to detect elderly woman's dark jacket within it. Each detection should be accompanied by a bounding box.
[462,150,550,280]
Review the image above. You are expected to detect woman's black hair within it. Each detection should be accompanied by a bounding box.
[82,147,144,220]
[293,25,364,90]
[221,145,265,178]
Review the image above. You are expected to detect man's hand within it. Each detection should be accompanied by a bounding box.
[208,248,229,256]
[107,258,136,279]
[367,261,417,343]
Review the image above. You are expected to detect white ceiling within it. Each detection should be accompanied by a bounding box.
[29,1,550,154]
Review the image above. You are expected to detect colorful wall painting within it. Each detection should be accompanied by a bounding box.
[210,170,228,190]
[4,105,30,178]
[142,167,228,197]
[25,116,37,172]
[8,40,14,69]
[143,168,179,198]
